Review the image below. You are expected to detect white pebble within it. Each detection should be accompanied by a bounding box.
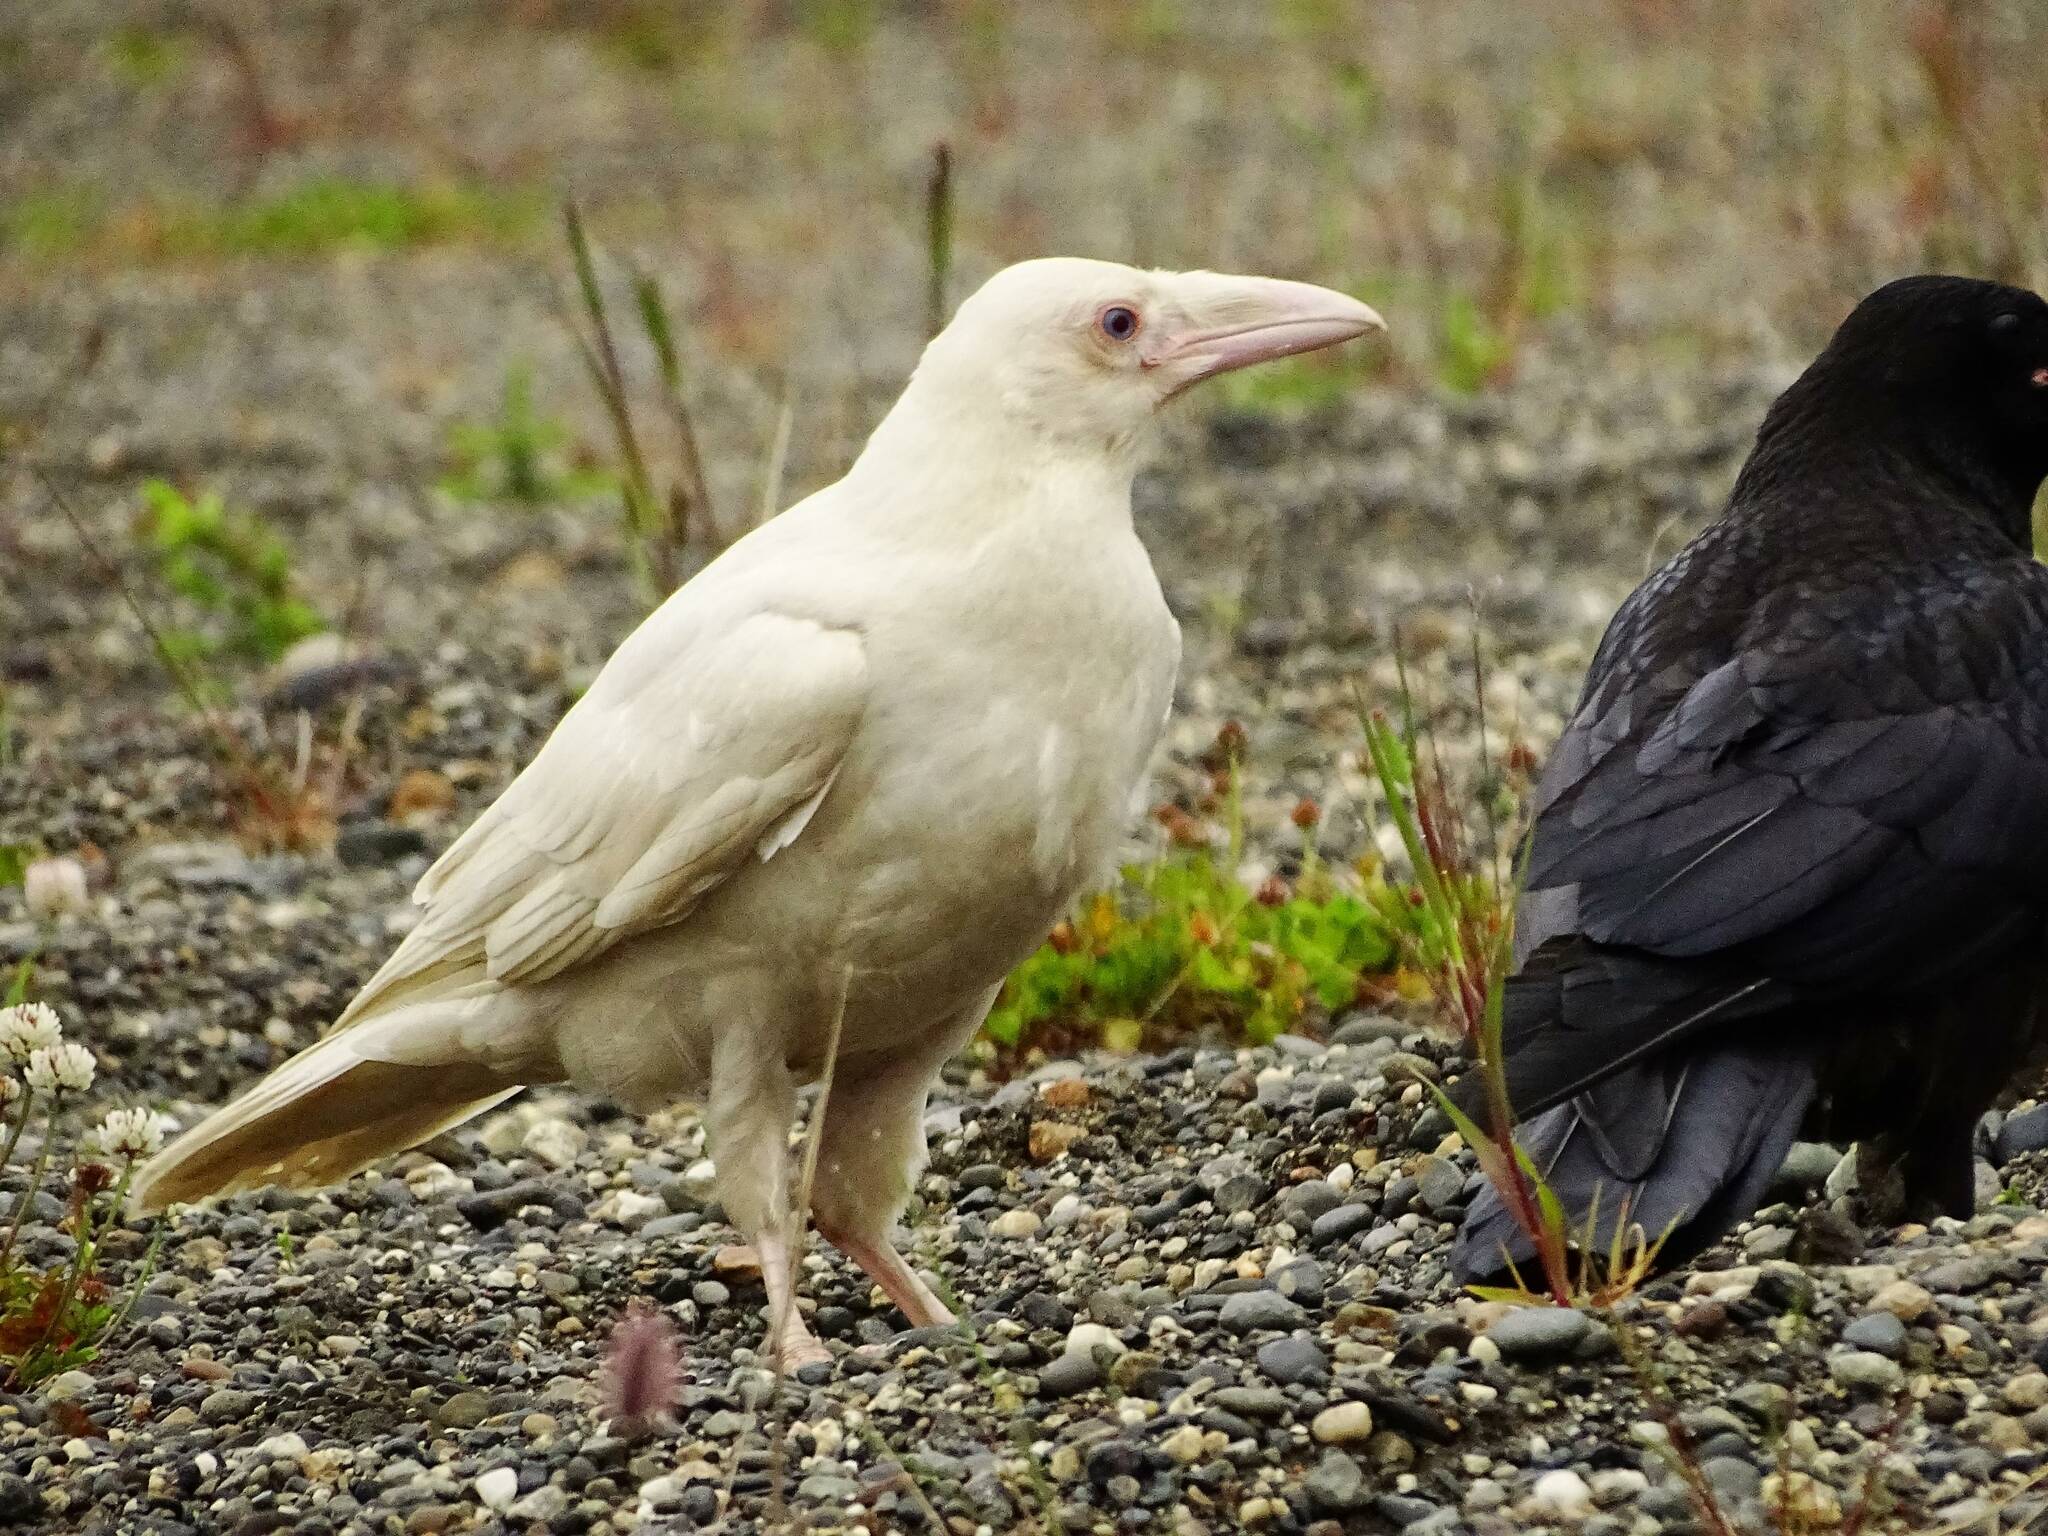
[991,1209,1041,1239]
[1310,1401,1374,1444]
[474,1467,519,1512]
[1527,1468,1596,1521]
[522,1118,587,1169]
[1066,1321,1126,1359]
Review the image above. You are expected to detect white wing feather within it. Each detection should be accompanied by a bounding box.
[337,607,866,1026]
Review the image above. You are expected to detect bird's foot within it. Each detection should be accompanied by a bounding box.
[818,1223,959,1333]
[756,1228,831,1374]
[769,1328,832,1374]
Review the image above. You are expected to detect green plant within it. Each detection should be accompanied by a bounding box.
[926,141,954,338]
[1434,291,1518,397]
[0,178,539,263]
[104,26,186,87]
[0,187,100,260]
[165,177,538,258]
[440,364,615,507]
[137,479,326,669]
[796,0,880,54]
[1215,350,1381,413]
[1359,659,1667,1307]
[561,199,723,604]
[1358,702,1574,1303]
[0,1001,169,1387]
[985,727,1402,1058]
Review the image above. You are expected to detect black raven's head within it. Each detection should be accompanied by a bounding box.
[1792,275,2048,527]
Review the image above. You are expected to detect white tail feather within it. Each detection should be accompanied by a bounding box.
[130,1009,536,1215]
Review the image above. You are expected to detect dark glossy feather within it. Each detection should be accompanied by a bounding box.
[1452,275,2048,1280]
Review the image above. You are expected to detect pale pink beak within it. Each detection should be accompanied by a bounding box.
[1147,273,1385,397]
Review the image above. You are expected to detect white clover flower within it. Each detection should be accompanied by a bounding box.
[23,1040,93,1095]
[0,1001,62,1063]
[90,1107,173,1160]
[23,856,91,920]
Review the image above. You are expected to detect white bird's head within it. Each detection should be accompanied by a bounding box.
[902,257,1385,458]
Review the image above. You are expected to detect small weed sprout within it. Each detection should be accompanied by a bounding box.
[926,140,954,339]
[1359,656,1671,1308]
[137,478,326,672]
[561,199,720,605]
[0,1001,170,1386]
[440,363,615,508]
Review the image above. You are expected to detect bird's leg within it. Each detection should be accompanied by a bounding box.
[805,988,994,1336]
[813,1217,956,1330]
[704,1030,827,1372]
[754,1226,830,1370]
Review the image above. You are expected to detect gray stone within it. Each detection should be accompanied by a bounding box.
[1213,1172,1265,1214]
[1773,1141,1844,1196]
[1331,1013,1410,1046]
[638,1213,703,1241]
[1305,1449,1371,1515]
[1379,1052,1439,1086]
[1920,1256,1998,1294]
[1702,1456,1761,1504]
[1219,1291,1310,1335]
[1209,1385,1288,1419]
[1035,1352,1104,1398]
[1995,1104,2048,1164]
[200,1388,257,1425]
[1483,1306,1595,1362]
[336,820,429,868]
[1310,1203,1377,1246]
[438,1391,489,1429]
[1730,1381,1791,1430]
[1829,1350,1904,1393]
[1255,1333,1330,1387]
[1284,1180,1345,1225]
[1416,1157,1467,1215]
[1841,1312,1907,1357]
[1271,1257,1325,1306]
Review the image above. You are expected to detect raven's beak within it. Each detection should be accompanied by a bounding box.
[1149,273,1385,397]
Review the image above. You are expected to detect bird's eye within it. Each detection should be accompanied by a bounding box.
[1991,311,2022,336]
[1099,306,1140,342]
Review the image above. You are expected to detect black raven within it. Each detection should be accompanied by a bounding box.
[1454,275,2048,1279]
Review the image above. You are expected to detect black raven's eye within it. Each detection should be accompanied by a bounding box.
[1991,312,2022,336]
[1099,306,1140,342]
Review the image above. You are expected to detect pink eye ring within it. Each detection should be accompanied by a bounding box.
[1099,305,1140,342]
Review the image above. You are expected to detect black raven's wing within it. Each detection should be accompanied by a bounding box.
[1499,553,2048,1117]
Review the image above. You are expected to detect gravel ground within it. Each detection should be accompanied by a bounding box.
[8,355,2048,1532]
[6,4,2048,1532]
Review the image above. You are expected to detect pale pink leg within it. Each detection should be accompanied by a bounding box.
[754,1228,830,1371]
[817,1219,957,1330]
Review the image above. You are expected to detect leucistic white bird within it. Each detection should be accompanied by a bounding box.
[131,258,1384,1366]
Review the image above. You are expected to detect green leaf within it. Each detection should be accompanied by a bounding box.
[4,954,34,1006]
